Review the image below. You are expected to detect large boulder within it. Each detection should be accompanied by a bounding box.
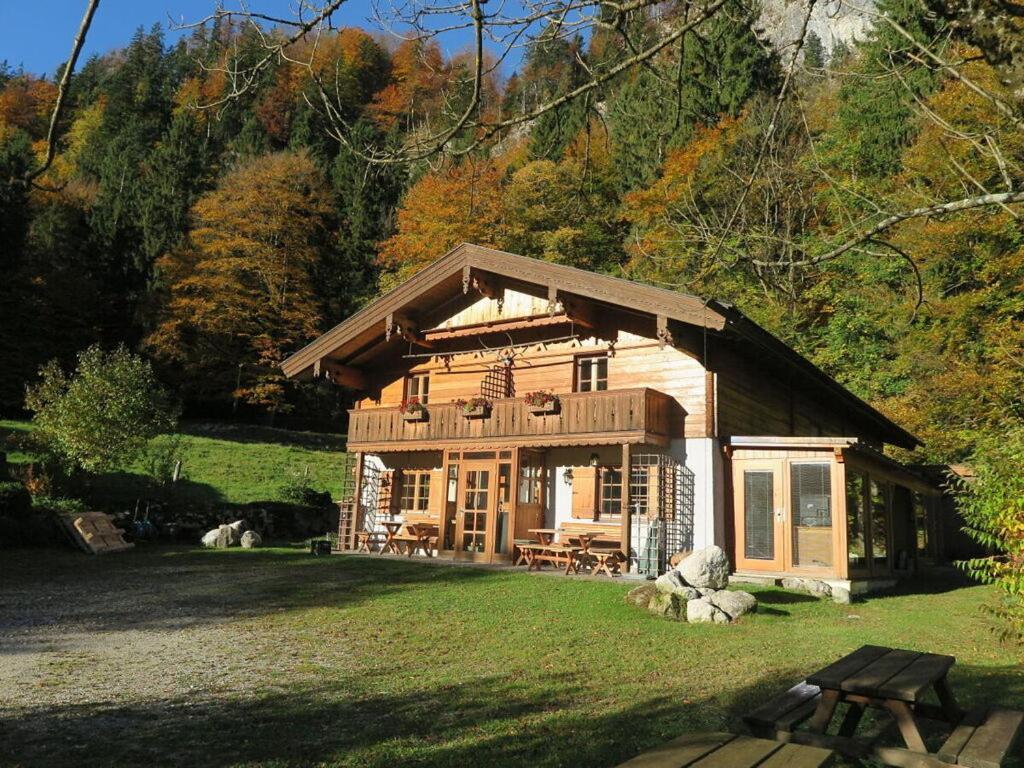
[686,597,730,624]
[676,546,730,590]
[655,570,701,600]
[201,524,233,548]
[648,592,683,621]
[226,519,247,545]
[707,589,758,620]
[781,577,851,604]
[668,549,692,568]
[625,583,658,609]
[240,530,262,549]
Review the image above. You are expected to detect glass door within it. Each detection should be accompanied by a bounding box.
[733,461,785,572]
[454,461,497,561]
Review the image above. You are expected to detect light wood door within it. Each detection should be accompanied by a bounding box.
[733,461,786,572]
[454,461,498,562]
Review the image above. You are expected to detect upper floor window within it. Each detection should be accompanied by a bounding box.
[405,372,430,404]
[575,354,608,392]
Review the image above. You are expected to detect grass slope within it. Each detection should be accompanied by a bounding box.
[0,419,349,504]
[1,546,1022,767]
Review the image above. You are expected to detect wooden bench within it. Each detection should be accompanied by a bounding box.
[615,731,834,767]
[392,521,439,557]
[937,707,1024,768]
[589,548,622,577]
[527,544,582,574]
[355,531,386,552]
[557,523,625,574]
[743,681,822,739]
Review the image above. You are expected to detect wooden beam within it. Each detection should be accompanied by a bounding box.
[392,314,433,348]
[350,452,365,551]
[657,314,673,349]
[620,442,632,575]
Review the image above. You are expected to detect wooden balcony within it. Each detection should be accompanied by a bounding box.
[346,388,681,452]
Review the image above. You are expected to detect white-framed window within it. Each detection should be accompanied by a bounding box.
[575,354,608,392]
[405,372,430,404]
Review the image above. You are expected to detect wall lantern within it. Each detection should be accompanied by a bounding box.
[562,467,574,486]
[589,453,600,467]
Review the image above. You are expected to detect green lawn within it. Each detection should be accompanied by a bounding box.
[0,419,349,504]
[1,546,1022,767]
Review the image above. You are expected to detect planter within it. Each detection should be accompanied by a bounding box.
[462,405,491,419]
[528,400,559,416]
[401,410,428,422]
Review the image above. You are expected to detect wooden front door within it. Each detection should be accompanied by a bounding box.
[733,461,786,572]
[454,460,498,561]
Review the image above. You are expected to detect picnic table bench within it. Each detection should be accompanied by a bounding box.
[614,731,834,767]
[745,645,1024,768]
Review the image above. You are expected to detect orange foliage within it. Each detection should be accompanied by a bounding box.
[377,158,507,286]
[368,39,446,129]
[0,76,57,138]
[147,150,332,410]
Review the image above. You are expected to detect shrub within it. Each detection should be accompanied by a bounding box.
[24,345,179,473]
[0,481,31,520]
[957,425,1024,642]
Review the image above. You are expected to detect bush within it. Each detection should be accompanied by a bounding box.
[0,481,31,520]
[24,344,179,473]
[957,425,1024,642]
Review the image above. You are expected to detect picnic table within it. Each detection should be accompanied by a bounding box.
[745,645,1024,768]
[377,519,405,555]
[524,529,582,574]
[615,731,834,767]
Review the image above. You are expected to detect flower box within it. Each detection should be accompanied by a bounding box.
[455,398,492,419]
[401,410,428,422]
[399,397,427,422]
[528,399,559,416]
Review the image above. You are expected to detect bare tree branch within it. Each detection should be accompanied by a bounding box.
[23,0,101,185]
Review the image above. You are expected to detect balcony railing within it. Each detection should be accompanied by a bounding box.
[347,387,680,451]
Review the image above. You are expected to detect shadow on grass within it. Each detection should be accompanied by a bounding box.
[0,667,800,768]
[0,548,498,654]
[5,662,1022,768]
[754,591,821,605]
[177,421,347,450]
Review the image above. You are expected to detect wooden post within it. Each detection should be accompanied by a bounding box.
[349,451,365,551]
[620,442,632,573]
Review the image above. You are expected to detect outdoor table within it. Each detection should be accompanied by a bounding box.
[377,519,405,555]
[805,645,962,756]
[528,528,559,546]
[408,523,438,557]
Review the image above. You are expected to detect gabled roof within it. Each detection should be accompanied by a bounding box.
[282,243,920,449]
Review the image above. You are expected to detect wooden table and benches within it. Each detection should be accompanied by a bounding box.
[614,731,834,767]
[744,645,1024,768]
[515,525,624,577]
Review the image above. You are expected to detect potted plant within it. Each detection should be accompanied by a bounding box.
[454,396,492,419]
[524,390,560,415]
[399,397,428,422]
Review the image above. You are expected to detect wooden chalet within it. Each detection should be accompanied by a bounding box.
[283,244,943,593]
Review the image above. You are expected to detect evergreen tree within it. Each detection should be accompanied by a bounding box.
[804,31,826,70]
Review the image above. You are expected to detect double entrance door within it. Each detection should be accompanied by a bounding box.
[732,458,837,575]
[449,453,514,563]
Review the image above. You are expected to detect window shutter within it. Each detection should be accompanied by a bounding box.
[571,466,598,519]
[427,468,445,517]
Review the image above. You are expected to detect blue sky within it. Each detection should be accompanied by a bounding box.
[1,0,395,77]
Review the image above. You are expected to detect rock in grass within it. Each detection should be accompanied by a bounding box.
[648,591,683,621]
[707,589,757,620]
[201,528,220,548]
[240,530,262,549]
[686,597,730,624]
[676,546,730,590]
[227,519,247,545]
[655,570,700,600]
[625,583,658,608]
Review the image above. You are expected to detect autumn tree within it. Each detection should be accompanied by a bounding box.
[377,157,507,287]
[147,150,332,413]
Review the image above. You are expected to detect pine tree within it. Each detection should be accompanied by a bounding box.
[804,31,826,70]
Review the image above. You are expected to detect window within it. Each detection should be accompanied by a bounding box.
[846,470,868,570]
[398,470,430,513]
[914,492,929,559]
[575,354,608,392]
[518,452,544,504]
[744,470,775,560]
[405,372,429,404]
[790,463,832,568]
[870,479,890,570]
[598,467,623,517]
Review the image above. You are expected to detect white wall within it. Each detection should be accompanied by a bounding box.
[544,445,623,528]
[667,438,725,551]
